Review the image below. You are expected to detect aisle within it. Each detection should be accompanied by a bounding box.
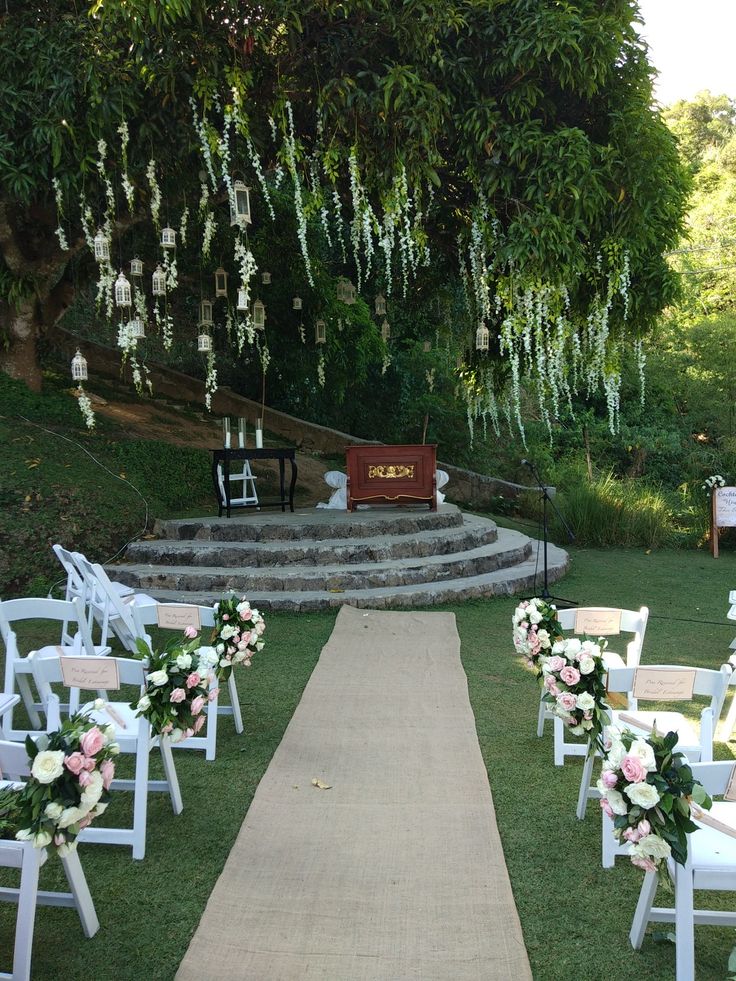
[177,605,531,981]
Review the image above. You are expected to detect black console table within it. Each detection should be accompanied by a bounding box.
[211,447,298,517]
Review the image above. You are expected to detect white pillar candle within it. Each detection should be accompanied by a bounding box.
[255,417,263,448]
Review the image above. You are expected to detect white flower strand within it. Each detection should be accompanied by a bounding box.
[51,177,68,251]
[205,350,218,410]
[118,121,135,212]
[246,136,275,221]
[146,159,161,228]
[284,102,314,286]
[77,386,95,430]
[179,207,189,247]
[202,212,216,258]
[191,99,218,192]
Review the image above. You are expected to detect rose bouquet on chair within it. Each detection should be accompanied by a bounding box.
[598,726,712,873]
[10,714,119,855]
[133,632,218,743]
[539,637,610,751]
[211,595,265,682]
[512,597,563,675]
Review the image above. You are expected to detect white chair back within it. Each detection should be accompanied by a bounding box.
[72,554,138,649]
[556,606,649,668]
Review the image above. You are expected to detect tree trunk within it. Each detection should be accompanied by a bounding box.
[0,296,44,392]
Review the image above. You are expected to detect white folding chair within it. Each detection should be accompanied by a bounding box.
[29,652,183,861]
[585,663,731,849]
[630,760,736,980]
[130,603,244,761]
[536,607,649,766]
[0,597,104,739]
[72,553,156,651]
[52,544,133,646]
[216,461,259,508]
[0,739,99,981]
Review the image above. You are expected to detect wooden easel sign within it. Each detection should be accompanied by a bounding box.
[712,486,736,558]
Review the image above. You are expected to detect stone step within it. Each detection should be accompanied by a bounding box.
[154,504,464,543]
[111,529,532,593]
[128,540,569,612]
[124,514,498,568]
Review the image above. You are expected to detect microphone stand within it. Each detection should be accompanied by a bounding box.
[522,459,577,606]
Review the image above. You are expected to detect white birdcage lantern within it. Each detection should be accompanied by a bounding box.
[262,271,271,285]
[381,319,391,342]
[114,272,132,308]
[161,226,176,250]
[315,319,327,345]
[237,287,249,311]
[130,257,144,278]
[151,265,166,296]
[230,180,252,228]
[423,340,432,353]
[199,299,213,326]
[197,330,212,353]
[214,267,228,298]
[128,318,146,340]
[71,349,88,382]
[252,299,266,329]
[475,325,490,351]
[337,277,356,305]
[375,293,386,316]
[293,296,302,311]
[93,229,110,261]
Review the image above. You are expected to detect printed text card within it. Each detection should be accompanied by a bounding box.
[60,657,120,690]
[156,604,201,631]
[574,608,622,636]
[632,667,696,701]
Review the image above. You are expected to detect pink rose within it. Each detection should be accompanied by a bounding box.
[184,625,198,639]
[82,756,96,771]
[543,673,558,690]
[80,727,105,757]
[186,672,201,689]
[54,833,66,847]
[560,665,580,686]
[623,826,640,843]
[77,814,93,830]
[64,752,85,775]
[208,688,220,702]
[190,695,205,715]
[240,632,252,646]
[600,798,614,818]
[78,770,93,787]
[184,728,194,740]
[161,722,174,734]
[193,715,206,733]
[631,855,657,874]
[637,819,651,838]
[557,692,577,712]
[601,770,618,789]
[169,688,186,703]
[548,656,566,673]
[222,614,229,621]
[620,755,647,784]
[100,759,115,790]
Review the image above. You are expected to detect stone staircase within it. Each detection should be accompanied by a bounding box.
[109,504,569,612]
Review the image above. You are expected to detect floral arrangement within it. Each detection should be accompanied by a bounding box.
[512,597,564,674]
[211,595,266,682]
[10,713,119,855]
[703,474,726,493]
[133,633,218,743]
[539,636,610,750]
[598,726,711,873]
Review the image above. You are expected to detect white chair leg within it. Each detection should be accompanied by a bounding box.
[228,673,244,735]
[722,687,736,741]
[131,742,150,861]
[674,866,695,981]
[14,845,40,981]
[629,870,658,949]
[553,716,565,766]
[576,749,596,820]
[16,674,42,730]
[60,849,99,938]
[159,736,183,815]
[602,810,618,868]
[204,693,218,762]
[536,692,546,737]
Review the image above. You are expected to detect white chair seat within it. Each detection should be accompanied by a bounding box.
[602,649,626,670]
[611,710,700,750]
[79,700,140,746]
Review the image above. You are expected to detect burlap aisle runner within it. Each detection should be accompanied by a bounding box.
[177,605,531,981]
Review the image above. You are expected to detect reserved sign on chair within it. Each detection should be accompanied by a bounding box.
[632,667,696,701]
[60,657,120,690]
[574,608,622,635]
[156,604,202,630]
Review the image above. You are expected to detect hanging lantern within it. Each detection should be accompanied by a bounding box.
[337,277,356,305]
[152,265,166,296]
[128,318,146,340]
[197,330,212,353]
[381,320,391,342]
[475,325,490,351]
[315,319,327,345]
[262,271,271,285]
[199,299,214,326]
[130,257,144,278]
[230,180,252,228]
[93,229,110,262]
[161,226,176,250]
[237,287,249,311]
[292,296,302,311]
[214,267,228,298]
[252,299,266,329]
[71,349,88,382]
[114,272,132,308]
[375,293,387,316]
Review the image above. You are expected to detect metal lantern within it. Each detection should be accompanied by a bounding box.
[337,277,356,305]
[199,299,214,326]
[262,271,271,285]
[130,257,144,278]
[214,267,228,298]
[315,319,327,345]
[93,229,110,262]
[423,340,432,353]
[230,180,252,228]
[114,272,132,308]
[152,265,166,296]
[381,320,391,342]
[293,296,302,311]
[71,349,88,382]
[197,330,212,353]
[375,293,387,316]
[237,287,249,311]
[128,318,146,340]
[161,226,176,250]
[252,299,266,330]
[475,325,490,351]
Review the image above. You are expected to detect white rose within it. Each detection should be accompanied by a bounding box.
[102,724,116,744]
[33,830,53,849]
[637,834,671,860]
[91,801,108,817]
[176,653,192,671]
[629,738,657,772]
[108,742,120,756]
[528,609,542,625]
[236,602,250,615]
[31,750,65,785]
[605,788,629,815]
[576,692,595,711]
[220,624,236,640]
[169,728,185,744]
[15,828,33,841]
[552,640,566,654]
[625,781,661,809]
[57,805,89,829]
[137,695,151,711]
[256,642,264,652]
[570,724,585,735]
[147,670,169,687]
[578,655,596,675]
[216,643,225,655]
[94,697,106,710]
[537,628,551,648]
[565,638,582,657]
[80,771,103,808]
[45,801,64,820]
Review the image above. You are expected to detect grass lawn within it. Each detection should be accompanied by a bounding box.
[1,539,736,979]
